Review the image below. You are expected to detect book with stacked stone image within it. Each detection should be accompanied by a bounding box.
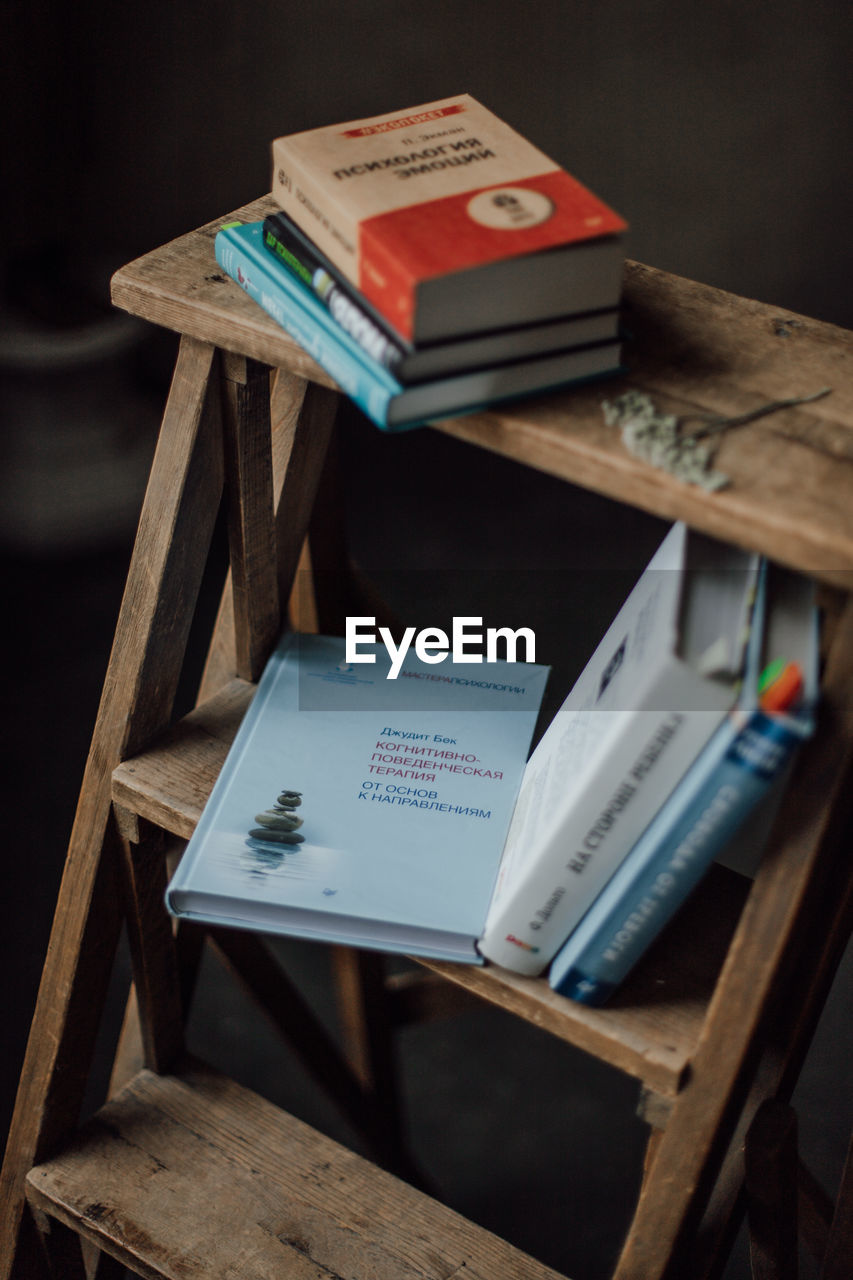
[166,634,550,961]
[166,524,817,1003]
[248,789,304,847]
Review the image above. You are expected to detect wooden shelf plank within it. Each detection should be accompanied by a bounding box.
[112,196,853,587]
[436,272,853,589]
[26,1060,565,1280]
[112,196,339,388]
[112,684,748,1097]
[420,862,747,1098]
[112,679,255,839]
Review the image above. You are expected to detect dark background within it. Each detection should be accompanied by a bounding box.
[2,5,853,1277]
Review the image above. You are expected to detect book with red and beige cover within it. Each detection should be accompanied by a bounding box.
[271,95,627,343]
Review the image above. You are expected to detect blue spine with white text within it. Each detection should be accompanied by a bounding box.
[215,221,403,428]
[548,567,818,1005]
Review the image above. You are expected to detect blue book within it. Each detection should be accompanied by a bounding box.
[548,565,818,1005]
[166,632,550,963]
[214,221,623,432]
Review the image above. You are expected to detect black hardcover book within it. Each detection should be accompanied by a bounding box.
[262,209,621,385]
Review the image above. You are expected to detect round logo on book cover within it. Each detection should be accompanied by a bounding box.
[466,187,555,230]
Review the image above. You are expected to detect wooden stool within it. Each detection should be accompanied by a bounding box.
[2,193,853,1280]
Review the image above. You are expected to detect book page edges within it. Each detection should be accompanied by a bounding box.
[167,891,482,964]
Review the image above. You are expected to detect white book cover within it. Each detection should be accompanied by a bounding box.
[167,632,549,963]
[478,522,760,974]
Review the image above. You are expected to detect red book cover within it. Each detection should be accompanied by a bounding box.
[272,96,626,341]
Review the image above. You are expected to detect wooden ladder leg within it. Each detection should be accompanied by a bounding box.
[612,597,853,1280]
[198,366,339,700]
[107,362,395,1154]
[205,927,406,1168]
[287,414,352,636]
[114,809,185,1074]
[27,1208,88,1280]
[687,804,853,1280]
[106,365,348,1106]
[0,336,224,1280]
[273,392,413,1170]
[680,594,853,1280]
[105,350,284,1095]
[219,352,281,682]
[106,358,328,1062]
[288,399,406,639]
[268,371,342,612]
[30,1205,129,1280]
[217,367,415,1172]
[820,1126,853,1280]
[108,912,206,1097]
[745,1100,799,1280]
[331,949,413,1168]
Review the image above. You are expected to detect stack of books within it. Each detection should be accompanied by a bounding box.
[167,523,818,1005]
[215,94,629,430]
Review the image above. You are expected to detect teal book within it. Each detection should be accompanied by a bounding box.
[166,632,550,962]
[214,221,623,431]
[548,565,818,1005]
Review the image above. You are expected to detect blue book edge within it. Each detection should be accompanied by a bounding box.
[548,565,819,1005]
[216,221,403,429]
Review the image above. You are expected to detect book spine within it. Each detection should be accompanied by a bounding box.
[272,140,362,282]
[272,146,419,341]
[214,225,397,431]
[548,711,807,1005]
[477,702,720,975]
[262,215,407,374]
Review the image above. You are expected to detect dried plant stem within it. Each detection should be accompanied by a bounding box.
[680,387,832,441]
[602,387,833,491]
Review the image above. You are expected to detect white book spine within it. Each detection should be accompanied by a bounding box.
[478,666,729,975]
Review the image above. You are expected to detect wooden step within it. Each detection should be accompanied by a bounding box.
[418,859,746,1097]
[112,680,748,1098]
[112,677,255,839]
[112,194,853,589]
[26,1059,566,1280]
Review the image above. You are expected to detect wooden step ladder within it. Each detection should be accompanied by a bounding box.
[3,193,853,1280]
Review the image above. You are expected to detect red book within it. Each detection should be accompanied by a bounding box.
[271,95,627,344]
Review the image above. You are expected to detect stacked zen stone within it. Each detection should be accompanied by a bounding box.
[249,790,304,844]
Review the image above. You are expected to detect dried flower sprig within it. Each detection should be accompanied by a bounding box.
[602,387,832,491]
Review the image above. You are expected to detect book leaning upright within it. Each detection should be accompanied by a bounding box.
[478,522,761,975]
[548,562,818,1004]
